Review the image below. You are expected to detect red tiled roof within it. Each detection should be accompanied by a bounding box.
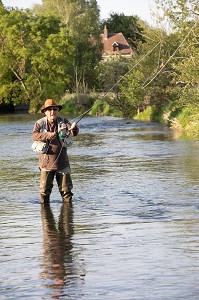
[100,26,133,58]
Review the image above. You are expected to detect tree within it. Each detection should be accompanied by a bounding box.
[0,7,76,111]
[27,16,76,110]
[154,0,199,107]
[154,0,198,29]
[96,56,129,92]
[0,8,31,108]
[39,0,102,93]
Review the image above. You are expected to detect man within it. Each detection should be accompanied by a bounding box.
[32,99,79,204]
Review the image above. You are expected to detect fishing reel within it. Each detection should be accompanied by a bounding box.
[58,121,69,139]
[58,121,73,147]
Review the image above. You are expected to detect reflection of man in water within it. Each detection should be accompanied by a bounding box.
[40,203,84,298]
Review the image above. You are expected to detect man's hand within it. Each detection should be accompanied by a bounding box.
[46,132,57,140]
[70,122,77,131]
[66,122,79,136]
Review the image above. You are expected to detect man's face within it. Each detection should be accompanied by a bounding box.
[45,107,59,123]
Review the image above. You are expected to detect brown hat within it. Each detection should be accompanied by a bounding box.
[41,99,62,113]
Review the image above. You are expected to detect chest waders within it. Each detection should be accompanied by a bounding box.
[40,170,73,203]
[37,117,73,204]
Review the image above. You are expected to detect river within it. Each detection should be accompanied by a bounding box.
[0,113,199,300]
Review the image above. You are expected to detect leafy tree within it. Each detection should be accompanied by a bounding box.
[154,0,199,108]
[39,0,102,93]
[154,0,198,29]
[27,16,76,110]
[96,56,129,92]
[167,23,199,107]
[119,68,146,117]
[0,7,76,111]
[0,8,31,107]
[137,26,177,107]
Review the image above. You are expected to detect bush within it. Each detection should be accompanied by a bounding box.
[176,106,199,131]
[90,97,122,117]
[134,106,153,121]
[61,93,97,115]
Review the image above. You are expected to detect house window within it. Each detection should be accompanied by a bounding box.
[112,42,119,52]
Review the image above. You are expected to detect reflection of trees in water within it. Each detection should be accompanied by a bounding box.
[40,203,85,298]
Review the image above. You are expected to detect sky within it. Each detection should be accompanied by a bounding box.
[2,0,156,25]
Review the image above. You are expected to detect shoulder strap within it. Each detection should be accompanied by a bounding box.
[37,116,48,132]
[57,116,65,123]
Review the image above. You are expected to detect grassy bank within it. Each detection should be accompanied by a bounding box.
[134,104,199,138]
[60,93,199,138]
[60,93,122,117]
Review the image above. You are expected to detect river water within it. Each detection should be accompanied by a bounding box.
[0,113,199,300]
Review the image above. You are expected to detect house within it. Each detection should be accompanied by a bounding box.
[100,25,133,59]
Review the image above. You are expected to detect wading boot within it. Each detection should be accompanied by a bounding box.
[56,173,73,203]
[62,195,73,204]
[40,170,55,203]
[40,194,50,204]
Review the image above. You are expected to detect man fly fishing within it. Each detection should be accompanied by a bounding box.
[32,99,79,204]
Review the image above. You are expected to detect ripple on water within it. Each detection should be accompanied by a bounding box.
[1,115,199,300]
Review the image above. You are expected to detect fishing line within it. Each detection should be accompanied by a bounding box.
[70,40,162,124]
[33,40,164,196]
[142,39,164,87]
[142,20,198,89]
[105,41,162,95]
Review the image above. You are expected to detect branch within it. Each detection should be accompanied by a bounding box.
[9,66,30,99]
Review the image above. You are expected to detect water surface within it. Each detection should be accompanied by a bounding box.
[0,114,199,299]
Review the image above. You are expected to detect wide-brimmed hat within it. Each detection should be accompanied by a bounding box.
[41,99,62,113]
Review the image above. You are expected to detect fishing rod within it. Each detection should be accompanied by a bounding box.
[68,40,162,126]
[70,107,92,124]
[34,41,163,191]
[72,20,197,123]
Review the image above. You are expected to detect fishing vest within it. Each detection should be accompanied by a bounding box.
[37,116,72,148]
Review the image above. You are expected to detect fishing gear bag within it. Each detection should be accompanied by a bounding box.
[31,141,48,154]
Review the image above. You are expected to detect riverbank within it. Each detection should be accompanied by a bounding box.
[59,93,199,139]
[134,105,199,138]
[3,92,196,139]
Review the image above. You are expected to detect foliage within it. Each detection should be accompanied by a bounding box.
[134,106,153,121]
[167,25,199,107]
[119,69,146,117]
[41,0,100,36]
[0,7,76,111]
[160,103,199,136]
[89,97,122,117]
[0,0,198,137]
[27,17,76,111]
[154,0,198,29]
[0,0,101,111]
[153,0,199,110]
[96,56,130,93]
[61,93,96,114]
[39,0,102,93]
[95,55,141,117]
[172,105,199,130]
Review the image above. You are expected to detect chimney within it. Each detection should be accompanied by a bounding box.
[103,25,108,40]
